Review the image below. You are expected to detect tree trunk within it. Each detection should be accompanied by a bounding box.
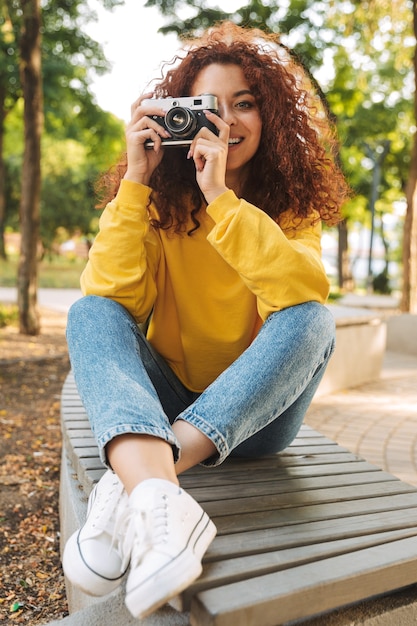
[402,166,417,312]
[401,0,417,312]
[17,0,43,334]
[0,86,7,260]
[337,220,353,291]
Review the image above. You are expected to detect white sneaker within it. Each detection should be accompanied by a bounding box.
[62,469,129,596]
[124,478,217,619]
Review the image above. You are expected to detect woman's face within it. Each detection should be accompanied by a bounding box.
[190,63,262,178]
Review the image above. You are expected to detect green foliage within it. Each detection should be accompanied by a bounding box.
[2,1,126,253]
[372,270,392,295]
[4,102,125,252]
[2,0,124,118]
[0,303,18,328]
[0,2,20,112]
[327,289,343,303]
[40,138,95,251]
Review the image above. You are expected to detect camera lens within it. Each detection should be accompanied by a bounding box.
[165,107,197,137]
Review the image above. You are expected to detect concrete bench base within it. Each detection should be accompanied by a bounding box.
[387,314,417,357]
[316,306,387,396]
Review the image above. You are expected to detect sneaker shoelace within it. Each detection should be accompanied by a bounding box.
[118,493,170,572]
[87,477,129,570]
[88,478,125,535]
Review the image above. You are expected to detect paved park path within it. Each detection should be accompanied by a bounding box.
[306,350,417,487]
[0,287,82,312]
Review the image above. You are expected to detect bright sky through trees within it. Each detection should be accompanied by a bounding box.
[85,0,179,121]
[86,0,242,121]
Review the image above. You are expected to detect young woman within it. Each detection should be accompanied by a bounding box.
[63,21,349,620]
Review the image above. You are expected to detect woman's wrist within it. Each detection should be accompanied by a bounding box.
[123,169,150,186]
[204,186,229,205]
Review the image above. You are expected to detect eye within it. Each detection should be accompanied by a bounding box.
[235,100,256,110]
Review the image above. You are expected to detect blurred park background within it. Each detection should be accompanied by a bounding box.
[1,0,416,334]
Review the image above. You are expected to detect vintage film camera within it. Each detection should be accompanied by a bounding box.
[143,95,219,148]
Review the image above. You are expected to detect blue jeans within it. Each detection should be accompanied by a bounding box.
[66,296,335,467]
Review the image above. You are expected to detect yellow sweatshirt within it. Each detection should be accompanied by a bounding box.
[81,179,330,392]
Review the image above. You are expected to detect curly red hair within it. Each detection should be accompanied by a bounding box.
[97,22,349,230]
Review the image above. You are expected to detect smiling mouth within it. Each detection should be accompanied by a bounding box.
[228,138,243,145]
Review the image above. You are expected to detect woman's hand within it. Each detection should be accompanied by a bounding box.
[123,93,172,186]
[188,111,230,204]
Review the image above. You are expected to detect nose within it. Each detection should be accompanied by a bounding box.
[218,104,237,126]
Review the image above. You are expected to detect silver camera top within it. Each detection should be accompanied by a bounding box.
[142,94,218,112]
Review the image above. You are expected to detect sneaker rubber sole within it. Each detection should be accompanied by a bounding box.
[63,529,126,597]
[125,515,216,619]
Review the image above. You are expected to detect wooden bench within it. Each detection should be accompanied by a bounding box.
[58,371,417,626]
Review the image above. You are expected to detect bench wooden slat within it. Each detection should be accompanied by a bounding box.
[211,492,417,534]
[180,528,417,610]
[73,447,100,459]
[206,507,417,561]
[61,406,91,416]
[180,460,378,488]
[190,536,417,626]
[184,471,401,502]
[290,435,337,445]
[78,456,106,472]
[294,426,329,437]
[63,420,92,429]
[68,437,97,448]
[278,444,349,455]
[65,428,98,437]
[199,481,416,517]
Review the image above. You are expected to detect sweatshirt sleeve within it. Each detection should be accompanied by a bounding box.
[206,190,330,321]
[80,180,160,323]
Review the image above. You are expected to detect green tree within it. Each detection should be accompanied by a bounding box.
[16,0,43,335]
[324,3,413,292]
[39,111,125,254]
[4,82,125,255]
[0,2,20,259]
[2,0,125,334]
[1,0,124,256]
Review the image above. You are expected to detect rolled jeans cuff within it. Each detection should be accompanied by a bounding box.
[175,411,229,467]
[96,424,181,468]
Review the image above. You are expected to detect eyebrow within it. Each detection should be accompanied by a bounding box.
[196,89,254,98]
[233,90,253,97]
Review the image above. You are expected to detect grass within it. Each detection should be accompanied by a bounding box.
[327,290,343,303]
[0,303,19,328]
[0,255,86,289]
